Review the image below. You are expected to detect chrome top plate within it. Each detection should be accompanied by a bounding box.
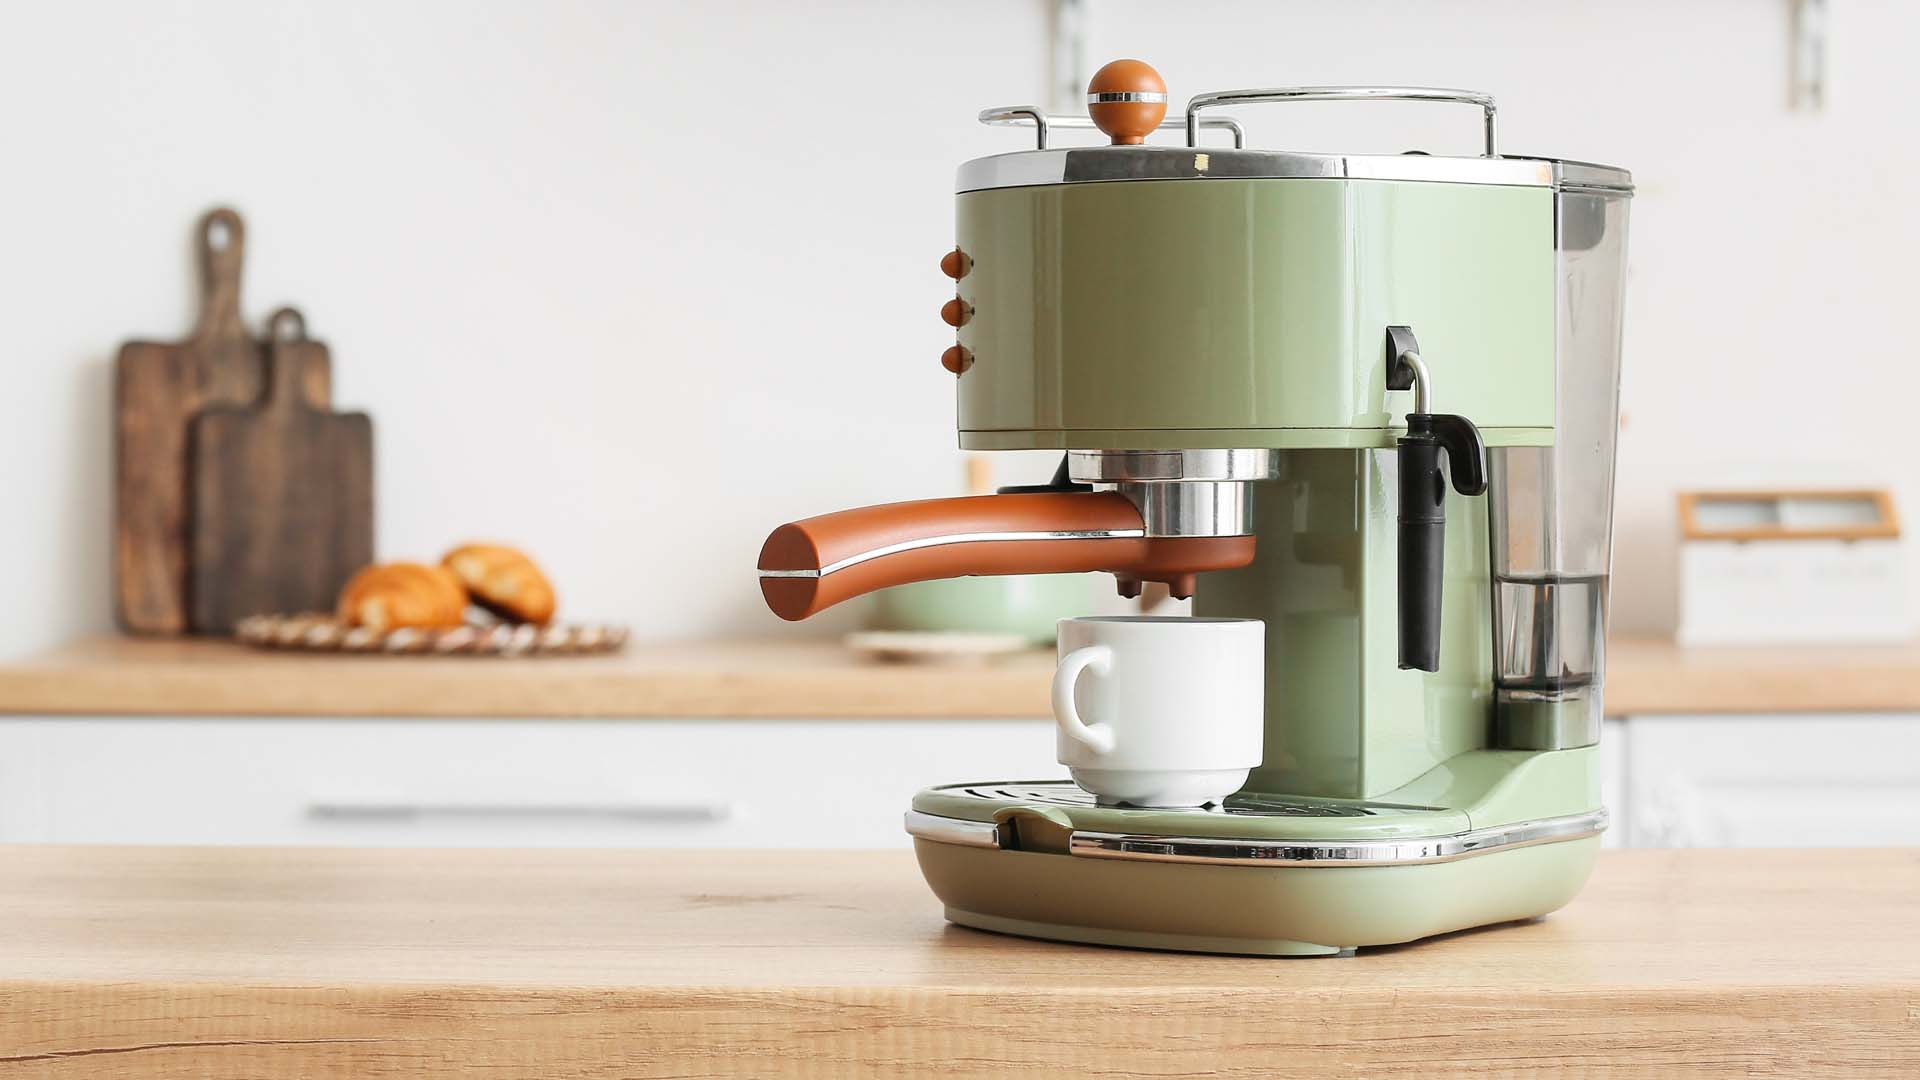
[956,145,1630,195]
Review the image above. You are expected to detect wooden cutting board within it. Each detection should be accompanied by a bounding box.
[187,308,372,633]
[113,208,331,634]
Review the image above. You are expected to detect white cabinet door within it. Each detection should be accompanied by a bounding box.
[1624,714,1920,847]
[0,718,1062,848]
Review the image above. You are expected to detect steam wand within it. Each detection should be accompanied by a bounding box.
[1386,326,1488,672]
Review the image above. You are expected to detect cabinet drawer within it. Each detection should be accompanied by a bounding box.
[1600,717,1626,848]
[1625,714,1920,848]
[0,718,1061,848]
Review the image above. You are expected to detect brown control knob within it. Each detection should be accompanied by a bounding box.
[1088,59,1168,145]
[940,248,972,279]
[941,345,973,374]
[941,298,973,327]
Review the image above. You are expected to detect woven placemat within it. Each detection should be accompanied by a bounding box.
[235,614,628,656]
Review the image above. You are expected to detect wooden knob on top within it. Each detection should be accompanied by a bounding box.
[940,248,972,279]
[1087,59,1167,145]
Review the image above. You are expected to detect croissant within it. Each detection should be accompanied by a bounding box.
[441,543,557,625]
[336,562,469,630]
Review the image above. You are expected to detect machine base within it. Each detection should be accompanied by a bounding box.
[907,765,1607,956]
[914,835,1599,957]
[945,907,1354,957]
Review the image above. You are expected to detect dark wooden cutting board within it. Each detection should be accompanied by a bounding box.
[113,208,331,634]
[187,308,373,633]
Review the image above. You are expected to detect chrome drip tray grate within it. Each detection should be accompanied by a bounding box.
[912,781,1609,868]
[935,781,1436,817]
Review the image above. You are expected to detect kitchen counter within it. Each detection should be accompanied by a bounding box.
[4,634,1920,718]
[0,635,1054,718]
[0,845,1913,1077]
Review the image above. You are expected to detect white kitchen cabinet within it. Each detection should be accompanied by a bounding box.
[1622,713,1920,848]
[1600,717,1627,848]
[0,718,1061,848]
[12,713,1903,851]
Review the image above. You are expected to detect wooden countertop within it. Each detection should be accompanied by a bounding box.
[0,635,1056,718]
[4,634,1920,718]
[0,845,1913,1077]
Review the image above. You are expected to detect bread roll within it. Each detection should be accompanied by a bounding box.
[337,562,469,630]
[441,543,557,625]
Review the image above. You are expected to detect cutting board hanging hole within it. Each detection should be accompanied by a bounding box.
[268,306,308,344]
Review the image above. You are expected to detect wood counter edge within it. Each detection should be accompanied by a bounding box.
[0,668,1060,718]
[5,978,1912,1078]
[0,637,1058,719]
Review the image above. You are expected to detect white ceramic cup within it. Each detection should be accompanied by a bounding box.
[1051,615,1265,808]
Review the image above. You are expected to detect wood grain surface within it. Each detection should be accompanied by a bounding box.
[4,635,1920,720]
[0,846,1913,1077]
[187,309,372,633]
[113,209,331,634]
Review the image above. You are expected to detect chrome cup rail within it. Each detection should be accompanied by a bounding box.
[1183,86,1498,156]
[979,105,1245,150]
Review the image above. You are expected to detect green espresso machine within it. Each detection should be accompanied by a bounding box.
[757,60,1632,956]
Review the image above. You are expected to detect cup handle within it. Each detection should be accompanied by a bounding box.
[1052,644,1117,753]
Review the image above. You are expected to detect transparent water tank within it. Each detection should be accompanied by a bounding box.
[1488,165,1632,749]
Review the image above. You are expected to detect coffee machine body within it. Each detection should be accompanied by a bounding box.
[762,71,1631,955]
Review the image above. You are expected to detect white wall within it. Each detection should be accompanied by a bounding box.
[4,0,1917,657]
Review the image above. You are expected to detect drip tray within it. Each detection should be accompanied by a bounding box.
[909,780,1607,868]
[941,781,1431,817]
[912,779,1476,845]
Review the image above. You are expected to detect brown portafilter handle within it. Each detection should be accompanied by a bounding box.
[757,492,1255,621]
[1087,59,1168,145]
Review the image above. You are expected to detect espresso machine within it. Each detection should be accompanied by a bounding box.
[758,60,1631,956]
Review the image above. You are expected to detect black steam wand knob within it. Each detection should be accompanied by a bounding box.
[1386,327,1488,673]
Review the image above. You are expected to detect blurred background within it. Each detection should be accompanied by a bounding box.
[4,0,1917,655]
[0,0,1914,853]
